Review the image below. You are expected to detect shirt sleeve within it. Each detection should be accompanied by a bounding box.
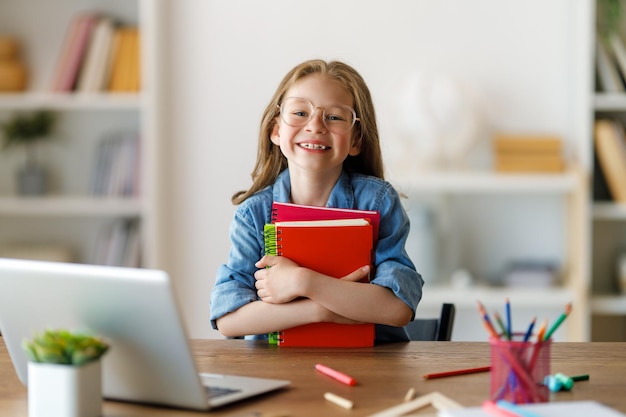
[369,186,424,319]
[210,207,264,329]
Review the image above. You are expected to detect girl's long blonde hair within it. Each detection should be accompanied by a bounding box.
[232,59,384,205]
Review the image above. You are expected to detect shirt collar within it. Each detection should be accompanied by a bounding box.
[272,169,355,209]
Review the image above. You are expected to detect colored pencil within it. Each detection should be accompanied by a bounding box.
[536,319,547,343]
[477,300,499,339]
[543,302,573,341]
[505,297,512,340]
[494,312,509,340]
[522,316,536,342]
[527,319,549,373]
[423,365,491,380]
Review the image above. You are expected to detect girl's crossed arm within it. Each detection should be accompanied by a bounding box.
[254,255,412,327]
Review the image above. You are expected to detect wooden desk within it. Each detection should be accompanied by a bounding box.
[1,338,625,416]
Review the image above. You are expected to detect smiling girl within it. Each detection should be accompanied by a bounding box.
[210,59,423,339]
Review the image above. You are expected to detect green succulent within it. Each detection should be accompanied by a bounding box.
[22,329,109,366]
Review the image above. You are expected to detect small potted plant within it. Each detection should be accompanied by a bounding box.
[0,110,57,195]
[22,328,110,417]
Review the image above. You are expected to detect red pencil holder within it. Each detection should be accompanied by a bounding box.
[489,336,550,404]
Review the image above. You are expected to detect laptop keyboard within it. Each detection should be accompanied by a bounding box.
[205,385,242,399]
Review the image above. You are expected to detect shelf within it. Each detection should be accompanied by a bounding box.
[594,93,626,111]
[591,295,626,315]
[392,171,579,194]
[417,286,574,310]
[0,93,141,110]
[0,197,142,217]
[593,202,626,220]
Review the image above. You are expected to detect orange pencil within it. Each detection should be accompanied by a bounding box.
[477,300,499,339]
[536,319,548,342]
[528,319,549,372]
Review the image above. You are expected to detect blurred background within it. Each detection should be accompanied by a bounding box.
[1,0,625,341]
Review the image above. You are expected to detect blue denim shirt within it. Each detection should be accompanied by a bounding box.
[210,169,424,330]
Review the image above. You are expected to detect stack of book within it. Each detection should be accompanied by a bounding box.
[493,134,565,173]
[51,12,140,93]
[265,202,380,347]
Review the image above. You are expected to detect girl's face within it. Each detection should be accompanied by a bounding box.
[271,74,360,179]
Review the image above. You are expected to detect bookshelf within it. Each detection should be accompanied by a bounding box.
[394,170,588,342]
[589,0,626,341]
[0,0,162,268]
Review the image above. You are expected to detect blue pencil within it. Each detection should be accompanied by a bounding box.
[505,298,512,340]
[523,316,537,342]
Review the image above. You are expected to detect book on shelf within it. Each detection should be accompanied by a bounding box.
[494,154,565,173]
[594,119,626,203]
[596,36,625,93]
[264,218,375,347]
[593,150,613,201]
[76,16,115,92]
[90,133,140,197]
[91,219,141,267]
[50,13,99,92]
[108,26,140,92]
[493,135,562,153]
[492,134,565,173]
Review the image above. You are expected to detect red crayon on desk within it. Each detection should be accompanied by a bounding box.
[315,363,357,386]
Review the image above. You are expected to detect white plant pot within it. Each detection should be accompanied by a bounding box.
[27,360,102,417]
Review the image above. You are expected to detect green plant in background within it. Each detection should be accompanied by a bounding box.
[22,329,109,366]
[0,110,57,167]
[598,0,623,40]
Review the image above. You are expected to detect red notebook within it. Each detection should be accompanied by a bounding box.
[272,201,380,241]
[264,218,375,347]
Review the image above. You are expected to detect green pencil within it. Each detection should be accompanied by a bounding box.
[493,312,510,340]
[543,302,573,341]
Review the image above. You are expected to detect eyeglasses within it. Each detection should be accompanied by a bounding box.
[278,97,360,134]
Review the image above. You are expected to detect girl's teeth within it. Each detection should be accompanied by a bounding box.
[300,143,328,150]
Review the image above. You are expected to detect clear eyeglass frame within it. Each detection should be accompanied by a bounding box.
[278,97,360,134]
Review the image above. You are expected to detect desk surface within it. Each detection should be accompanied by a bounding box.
[1,338,625,417]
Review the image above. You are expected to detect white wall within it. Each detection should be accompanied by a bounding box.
[163,0,586,338]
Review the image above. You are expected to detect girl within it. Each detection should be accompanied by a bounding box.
[210,59,423,338]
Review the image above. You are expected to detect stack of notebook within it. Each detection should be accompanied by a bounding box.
[265,202,380,347]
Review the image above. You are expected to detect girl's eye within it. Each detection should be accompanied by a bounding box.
[293,111,309,118]
[326,114,346,122]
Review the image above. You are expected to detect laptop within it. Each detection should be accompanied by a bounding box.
[0,257,289,410]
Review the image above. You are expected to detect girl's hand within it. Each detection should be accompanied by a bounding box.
[254,255,307,304]
[341,265,371,283]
